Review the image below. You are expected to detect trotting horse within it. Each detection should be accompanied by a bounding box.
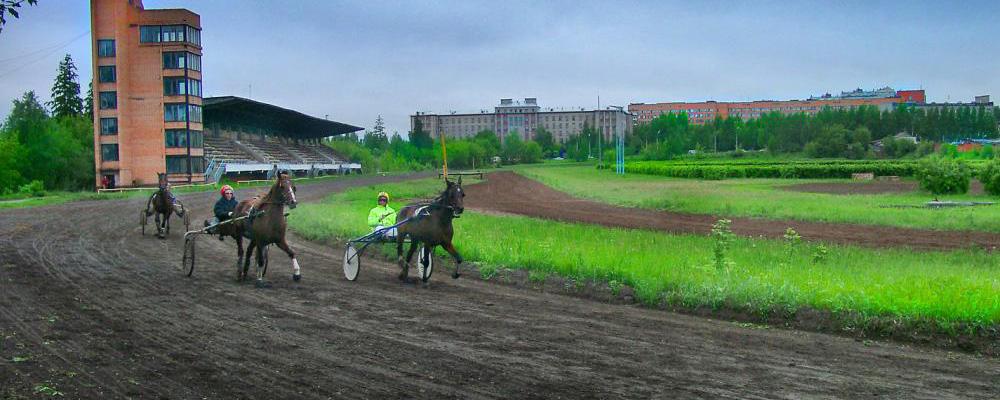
[145,173,185,239]
[235,171,299,288]
[395,176,465,282]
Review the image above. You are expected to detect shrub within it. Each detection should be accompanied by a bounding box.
[978,158,1000,196]
[914,157,971,195]
[18,180,46,197]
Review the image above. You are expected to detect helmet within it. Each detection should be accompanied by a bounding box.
[220,185,234,196]
[377,191,389,201]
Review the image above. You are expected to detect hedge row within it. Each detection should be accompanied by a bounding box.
[625,161,921,179]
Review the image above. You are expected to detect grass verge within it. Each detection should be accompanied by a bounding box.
[516,164,1000,233]
[288,177,1000,353]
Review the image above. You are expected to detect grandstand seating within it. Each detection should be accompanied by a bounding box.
[240,140,298,163]
[203,135,257,163]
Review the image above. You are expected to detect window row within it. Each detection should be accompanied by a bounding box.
[101,144,118,162]
[164,103,203,122]
[166,156,205,174]
[100,118,118,135]
[165,129,203,148]
[99,92,116,109]
[97,39,115,57]
[163,77,202,97]
[139,25,201,45]
[162,51,201,71]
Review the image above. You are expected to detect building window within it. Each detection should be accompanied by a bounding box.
[101,144,119,162]
[161,25,185,42]
[188,104,202,122]
[165,129,203,148]
[188,79,202,97]
[100,118,118,135]
[162,52,201,71]
[164,103,187,121]
[166,155,205,174]
[140,26,161,42]
[186,26,201,46]
[97,39,115,57]
[164,77,201,97]
[99,91,116,109]
[98,65,116,83]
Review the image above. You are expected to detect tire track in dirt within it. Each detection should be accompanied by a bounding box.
[465,171,1000,251]
[2,172,999,399]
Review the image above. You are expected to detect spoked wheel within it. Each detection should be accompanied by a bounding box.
[140,209,148,235]
[182,235,196,277]
[418,245,434,283]
[343,243,360,281]
[182,210,191,232]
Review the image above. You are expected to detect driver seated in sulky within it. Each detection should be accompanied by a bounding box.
[367,191,397,239]
[207,185,238,240]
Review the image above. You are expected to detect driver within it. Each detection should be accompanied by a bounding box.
[209,185,238,241]
[368,191,397,238]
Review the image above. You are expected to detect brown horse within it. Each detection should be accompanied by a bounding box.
[395,177,465,282]
[145,173,185,239]
[234,172,299,288]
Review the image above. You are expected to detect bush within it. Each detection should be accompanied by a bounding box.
[978,158,1000,196]
[18,180,46,197]
[915,157,971,195]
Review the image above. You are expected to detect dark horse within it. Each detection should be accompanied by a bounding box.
[396,177,465,282]
[234,171,299,287]
[145,173,185,239]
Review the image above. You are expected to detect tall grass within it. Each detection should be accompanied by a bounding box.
[518,164,1000,233]
[289,178,1000,334]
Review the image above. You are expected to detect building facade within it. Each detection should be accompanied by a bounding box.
[411,98,633,143]
[629,88,927,126]
[91,0,204,188]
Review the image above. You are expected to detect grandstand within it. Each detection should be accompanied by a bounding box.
[202,96,364,181]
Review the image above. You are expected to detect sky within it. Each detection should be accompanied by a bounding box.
[0,0,998,137]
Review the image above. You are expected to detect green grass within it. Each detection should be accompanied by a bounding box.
[517,164,1000,232]
[288,178,1000,336]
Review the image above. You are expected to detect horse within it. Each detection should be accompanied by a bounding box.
[395,176,465,282]
[145,173,185,239]
[234,171,299,288]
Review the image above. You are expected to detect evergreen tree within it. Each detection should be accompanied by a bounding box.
[409,118,433,149]
[84,80,93,120]
[48,54,83,118]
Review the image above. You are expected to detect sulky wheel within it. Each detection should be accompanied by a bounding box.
[140,209,148,235]
[343,243,360,281]
[418,245,434,283]
[182,235,196,277]
[183,211,191,232]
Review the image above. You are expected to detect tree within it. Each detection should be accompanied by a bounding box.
[363,115,389,154]
[84,80,93,120]
[409,118,433,149]
[48,54,83,118]
[533,126,556,157]
[0,0,36,35]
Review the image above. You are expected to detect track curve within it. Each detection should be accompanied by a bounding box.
[1,172,997,399]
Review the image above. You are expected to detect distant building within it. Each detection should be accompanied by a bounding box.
[411,98,633,143]
[91,0,204,187]
[911,95,993,111]
[629,87,927,126]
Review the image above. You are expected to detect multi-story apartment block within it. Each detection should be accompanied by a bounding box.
[412,98,633,143]
[91,0,203,188]
[629,88,927,126]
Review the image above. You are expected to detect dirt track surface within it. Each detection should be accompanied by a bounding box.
[466,172,1000,251]
[783,179,986,196]
[1,173,998,399]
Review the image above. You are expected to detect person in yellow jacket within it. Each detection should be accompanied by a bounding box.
[367,191,397,238]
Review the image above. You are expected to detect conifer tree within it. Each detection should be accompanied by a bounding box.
[48,53,83,118]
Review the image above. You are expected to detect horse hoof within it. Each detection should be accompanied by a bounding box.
[292,274,301,282]
[255,280,271,289]
[452,272,461,279]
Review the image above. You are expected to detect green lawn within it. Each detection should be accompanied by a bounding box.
[516,164,1000,232]
[289,178,1000,336]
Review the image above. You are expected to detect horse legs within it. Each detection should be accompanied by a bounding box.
[442,241,463,279]
[399,241,418,281]
[155,213,163,238]
[254,242,268,288]
[243,240,256,282]
[274,239,300,282]
[235,235,245,281]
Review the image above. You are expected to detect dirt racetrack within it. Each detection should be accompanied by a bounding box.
[2,173,998,399]
[466,172,1000,251]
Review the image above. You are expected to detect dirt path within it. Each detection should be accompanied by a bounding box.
[1,173,998,399]
[465,171,1000,251]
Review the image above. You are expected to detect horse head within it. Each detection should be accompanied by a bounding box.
[157,173,168,191]
[442,176,465,216]
[273,171,298,209]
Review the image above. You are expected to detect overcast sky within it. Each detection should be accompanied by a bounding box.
[1,0,998,137]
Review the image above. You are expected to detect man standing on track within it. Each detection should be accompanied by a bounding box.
[368,191,397,239]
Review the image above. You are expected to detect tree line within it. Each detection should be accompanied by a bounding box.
[1,54,94,194]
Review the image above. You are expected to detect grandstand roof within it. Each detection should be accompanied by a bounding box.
[203,96,363,139]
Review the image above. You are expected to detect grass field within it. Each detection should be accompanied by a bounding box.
[516,164,1000,232]
[288,178,1000,337]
